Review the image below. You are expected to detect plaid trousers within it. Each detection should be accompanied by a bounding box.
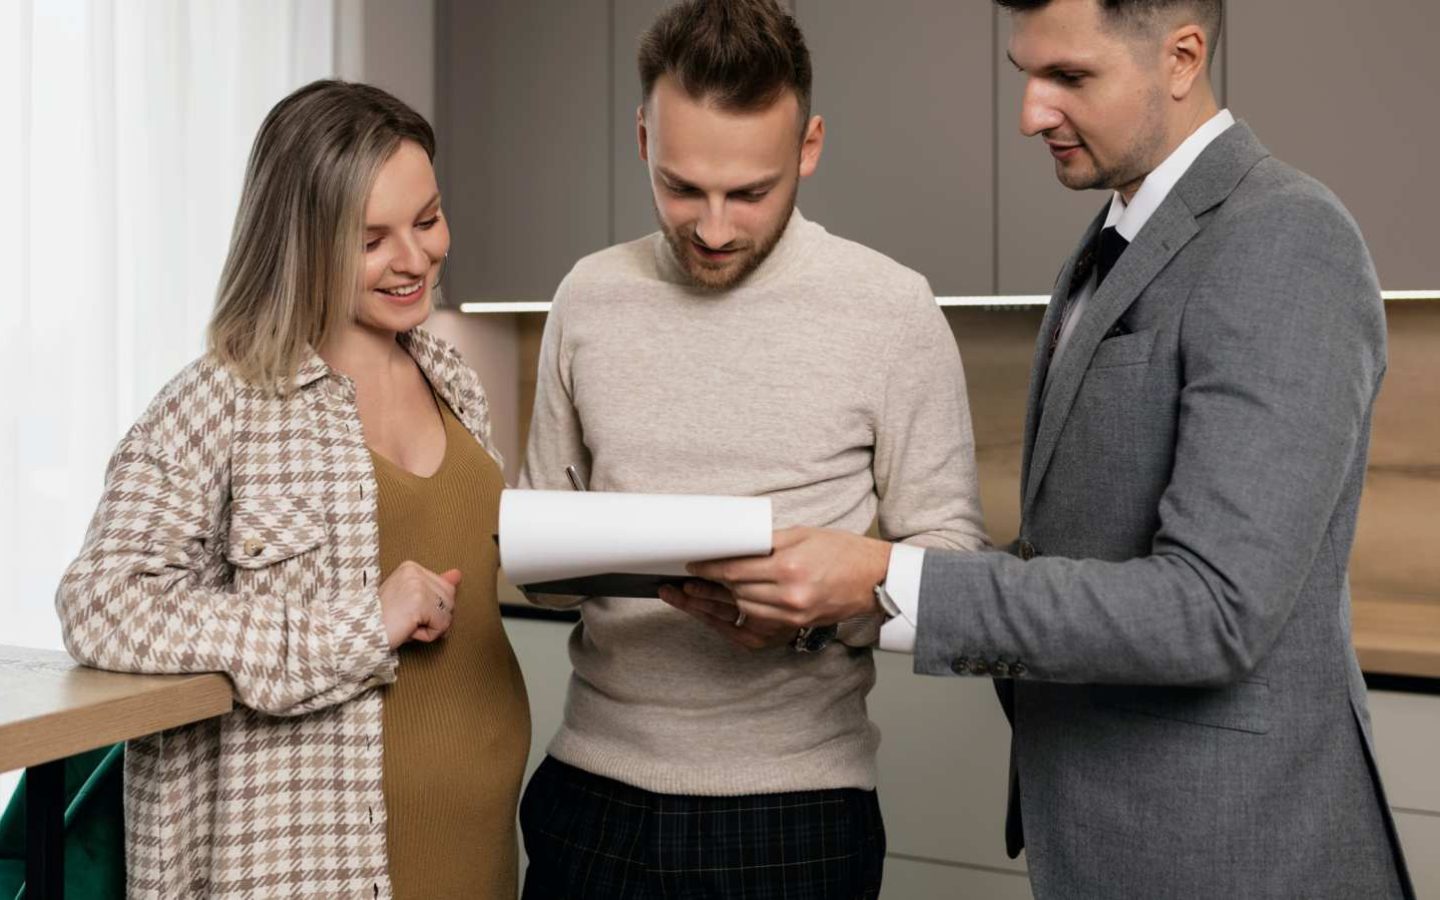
[519,756,886,899]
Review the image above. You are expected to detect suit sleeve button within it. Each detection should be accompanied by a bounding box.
[950,657,971,675]
[1011,662,1028,678]
[992,661,1011,678]
[969,660,991,676]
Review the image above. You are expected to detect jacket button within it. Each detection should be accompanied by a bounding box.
[1018,540,1037,561]
[243,538,264,558]
[950,657,971,675]
[1011,662,1028,678]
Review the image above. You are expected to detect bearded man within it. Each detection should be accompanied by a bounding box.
[515,0,987,896]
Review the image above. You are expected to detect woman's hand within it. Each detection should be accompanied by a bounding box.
[379,561,461,650]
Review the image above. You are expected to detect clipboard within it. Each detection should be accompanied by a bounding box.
[519,573,691,599]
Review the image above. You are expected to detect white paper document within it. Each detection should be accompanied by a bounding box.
[498,489,773,596]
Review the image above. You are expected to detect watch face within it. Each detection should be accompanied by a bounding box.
[796,624,839,653]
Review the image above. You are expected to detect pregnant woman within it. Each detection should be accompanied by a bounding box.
[57,80,530,899]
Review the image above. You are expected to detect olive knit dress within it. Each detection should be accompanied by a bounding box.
[372,395,531,899]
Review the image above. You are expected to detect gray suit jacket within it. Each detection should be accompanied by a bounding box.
[914,123,1414,898]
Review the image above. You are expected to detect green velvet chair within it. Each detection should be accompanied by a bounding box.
[0,744,125,899]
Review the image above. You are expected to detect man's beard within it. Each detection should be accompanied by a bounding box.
[657,189,796,292]
[1057,88,1169,193]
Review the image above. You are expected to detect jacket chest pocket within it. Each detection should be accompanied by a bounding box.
[1087,328,1156,370]
[226,493,329,573]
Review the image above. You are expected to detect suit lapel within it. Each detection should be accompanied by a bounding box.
[1018,208,1107,504]
[1020,121,1272,519]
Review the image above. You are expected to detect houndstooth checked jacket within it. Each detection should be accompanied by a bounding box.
[56,328,502,898]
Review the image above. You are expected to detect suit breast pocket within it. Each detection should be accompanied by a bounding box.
[1088,328,1156,370]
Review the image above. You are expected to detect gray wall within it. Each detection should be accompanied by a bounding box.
[435,0,612,300]
[438,1,1440,302]
[1227,1,1437,290]
[336,0,437,122]
[797,0,995,294]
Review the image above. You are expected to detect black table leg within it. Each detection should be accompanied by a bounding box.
[25,758,65,900]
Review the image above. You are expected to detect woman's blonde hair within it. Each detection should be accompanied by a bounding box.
[208,80,436,391]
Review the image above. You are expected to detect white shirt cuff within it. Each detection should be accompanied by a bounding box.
[878,543,924,654]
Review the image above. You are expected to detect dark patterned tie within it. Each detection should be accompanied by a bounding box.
[1095,226,1129,287]
[1047,226,1130,360]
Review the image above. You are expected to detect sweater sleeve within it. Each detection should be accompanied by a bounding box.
[840,279,991,648]
[56,372,396,716]
[515,278,590,610]
[873,278,990,553]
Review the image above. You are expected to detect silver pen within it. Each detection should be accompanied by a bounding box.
[564,465,587,492]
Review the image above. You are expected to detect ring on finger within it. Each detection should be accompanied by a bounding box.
[733,607,747,628]
[436,596,447,612]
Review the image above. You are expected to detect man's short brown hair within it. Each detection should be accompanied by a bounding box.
[996,0,1224,64]
[638,0,812,120]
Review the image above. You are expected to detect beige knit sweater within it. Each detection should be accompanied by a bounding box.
[519,210,988,796]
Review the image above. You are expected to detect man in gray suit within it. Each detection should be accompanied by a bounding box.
[665,0,1416,895]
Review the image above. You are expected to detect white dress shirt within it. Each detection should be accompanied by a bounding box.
[878,109,1236,654]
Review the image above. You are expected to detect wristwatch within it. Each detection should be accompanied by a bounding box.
[792,624,839,653]
[873,582,901,620]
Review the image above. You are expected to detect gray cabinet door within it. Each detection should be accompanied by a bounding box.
[1228,0,1438,290]
[793,0,994,295]
[611,0,682,245]
[436,0,611,302]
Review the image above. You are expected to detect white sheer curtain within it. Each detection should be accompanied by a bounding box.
[0,0,335,790]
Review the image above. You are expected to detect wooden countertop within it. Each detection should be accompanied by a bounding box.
[1352,598,1440,681]
[0,645,233,772]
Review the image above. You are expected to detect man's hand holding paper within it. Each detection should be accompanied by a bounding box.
[662,528,893,649]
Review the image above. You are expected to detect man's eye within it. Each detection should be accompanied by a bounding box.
[666,183,698,196]
[735,191,769,203]
[1056,72,1085,86]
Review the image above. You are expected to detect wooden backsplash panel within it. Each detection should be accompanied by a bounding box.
[515,314,547,472]
[944,307,1043,548]
[1350,302,1440,607]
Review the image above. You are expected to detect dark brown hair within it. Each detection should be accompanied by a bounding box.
[996,0,1223,63]
[638,0,812,120]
